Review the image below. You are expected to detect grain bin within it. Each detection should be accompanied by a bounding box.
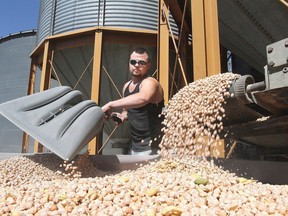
[0,31,39,153]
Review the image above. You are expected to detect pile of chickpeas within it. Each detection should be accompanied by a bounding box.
[0,73,287,215]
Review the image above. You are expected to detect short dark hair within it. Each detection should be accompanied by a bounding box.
[133,47,150,63]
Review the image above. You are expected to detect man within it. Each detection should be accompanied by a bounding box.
[101,47,164,155]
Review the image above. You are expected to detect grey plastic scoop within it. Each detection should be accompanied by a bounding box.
[0,86,104,161]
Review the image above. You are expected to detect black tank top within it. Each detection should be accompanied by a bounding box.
[124,78,164,152]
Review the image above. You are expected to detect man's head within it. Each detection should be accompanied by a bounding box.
[129,47,151,78]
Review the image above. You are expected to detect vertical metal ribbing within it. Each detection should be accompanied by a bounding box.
[37,0,178,43]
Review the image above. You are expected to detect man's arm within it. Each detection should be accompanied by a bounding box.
[102,78,159,113]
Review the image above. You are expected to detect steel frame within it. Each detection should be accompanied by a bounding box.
[27,27,159,153]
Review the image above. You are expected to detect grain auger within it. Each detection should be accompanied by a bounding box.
[222,38,288,152]
[224,38,288,125]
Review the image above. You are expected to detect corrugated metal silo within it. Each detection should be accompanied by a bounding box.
[0,31,39,153]
[37,0,177,43]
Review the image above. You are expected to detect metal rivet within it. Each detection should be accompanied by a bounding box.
[267,47,273,53]
[285,41,288,47]
[283,67,288,73]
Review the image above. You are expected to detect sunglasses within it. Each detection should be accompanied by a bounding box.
[129,59,147,66]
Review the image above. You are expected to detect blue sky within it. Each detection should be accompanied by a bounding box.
[0,0,40,38]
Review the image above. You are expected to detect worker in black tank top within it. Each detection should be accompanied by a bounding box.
[124,78,164,153]
[102,48,165,155]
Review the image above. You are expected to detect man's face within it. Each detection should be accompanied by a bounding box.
[129,52,150,78]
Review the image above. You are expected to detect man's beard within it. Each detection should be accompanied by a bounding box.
[132,73,142,77]
[132,71,142,77]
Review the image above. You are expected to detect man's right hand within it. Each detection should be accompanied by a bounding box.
[101,103,112,119]
[111,112,126,124]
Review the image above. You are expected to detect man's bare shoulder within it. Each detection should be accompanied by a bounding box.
[142,76,160,85]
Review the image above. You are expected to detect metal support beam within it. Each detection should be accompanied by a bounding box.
[89,30,103,155]
[191,0,224,158]
[191,0,221,80]
[204,0,221,75]
[158,0,170,104]
[191,0,206,80]
[39,41,53,91]
[168,0,190,33]
[204,0,223,158]
[34,41,53,153]
[22,57,38,153]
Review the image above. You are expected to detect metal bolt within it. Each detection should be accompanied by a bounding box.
[283,67,288,73]
[268,61,275,67]
[285,40,288,48]
[267,47,273,53]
